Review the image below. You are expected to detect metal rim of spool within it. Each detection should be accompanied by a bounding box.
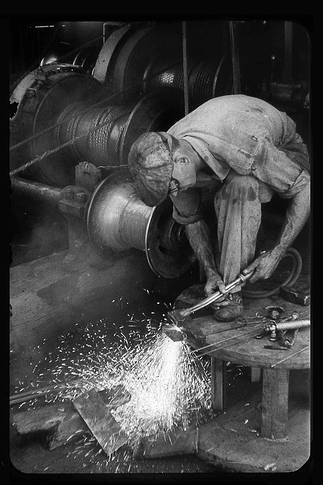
[72,45,102,75]
[211,51,232,97]
[119,91,184,166]
[144,197,195,279]
[112,25,154,95]
[92,24,132,84]
[86,168,195,279]
[111,25,182,98]
[87,168,138,256]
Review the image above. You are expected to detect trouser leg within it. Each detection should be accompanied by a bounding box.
[214,172,272,289]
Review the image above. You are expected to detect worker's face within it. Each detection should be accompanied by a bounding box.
[171,155,197,196]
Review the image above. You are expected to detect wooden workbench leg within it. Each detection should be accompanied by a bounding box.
[261,368,290,439]
[210,358,226,413]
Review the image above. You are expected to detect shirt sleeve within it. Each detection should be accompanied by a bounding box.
[250,137,310,199]
[170,187,204,225]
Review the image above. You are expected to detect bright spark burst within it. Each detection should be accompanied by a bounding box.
[112,333,211,446]
[13,305,212,462]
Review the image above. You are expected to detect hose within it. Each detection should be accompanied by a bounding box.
[242,247,302,299]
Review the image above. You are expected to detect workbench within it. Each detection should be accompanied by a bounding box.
[175,286,310,440]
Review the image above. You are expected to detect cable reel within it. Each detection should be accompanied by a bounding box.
[86,168,195,279]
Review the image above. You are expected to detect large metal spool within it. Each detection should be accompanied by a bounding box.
[10,63,183,187]
[142,54,232,109]
[11,24,233,189]
[87,168,195,279]
[57,90,183,169]
[10,64,107,187]
[93,24,233,105]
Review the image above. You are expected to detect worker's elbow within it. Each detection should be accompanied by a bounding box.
[185,218,205,234]
[298,177,311,201]
[286,170,310,202]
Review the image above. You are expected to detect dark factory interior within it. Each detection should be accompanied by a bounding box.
[9,17,311,477]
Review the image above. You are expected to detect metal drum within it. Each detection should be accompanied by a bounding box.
[87,168,195,279]
[10,64,107,187]
[57,91,183,170]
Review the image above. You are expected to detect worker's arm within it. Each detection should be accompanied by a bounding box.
[185,220,226,295]
[170,187,225,296]
[245,181,310,283]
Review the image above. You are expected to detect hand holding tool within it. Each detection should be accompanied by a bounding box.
[167,266,255,328]
[162,267,255,342]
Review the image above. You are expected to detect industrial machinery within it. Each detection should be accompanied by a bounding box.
[9,63,184,188]
[10,21,309,280]
[10,22,234,279]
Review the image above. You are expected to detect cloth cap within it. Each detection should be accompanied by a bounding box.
[128,131,174,206]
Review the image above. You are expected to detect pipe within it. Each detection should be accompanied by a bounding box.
[265,319,310,333]
[283,21,293,83]
[11,177,62,203]
[229,21,241,94]
[182,21,190,115]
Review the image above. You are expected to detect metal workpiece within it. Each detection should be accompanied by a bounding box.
[161,323,186,342]
[86,168,195,278]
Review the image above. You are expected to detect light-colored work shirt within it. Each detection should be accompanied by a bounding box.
[167,94,310,225]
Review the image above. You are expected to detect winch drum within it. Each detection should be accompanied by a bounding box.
[86,168,195,279]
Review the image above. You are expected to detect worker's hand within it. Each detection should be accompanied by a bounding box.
[243,248,283,284]
[204,273,226,298]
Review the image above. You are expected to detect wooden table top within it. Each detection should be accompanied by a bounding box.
[180,316,310,370]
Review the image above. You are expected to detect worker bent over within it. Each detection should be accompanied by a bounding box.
[128,95,310,322]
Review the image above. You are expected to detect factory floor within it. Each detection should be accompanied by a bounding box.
[8,231,311,480]
[9,346,311,477]
[9,177,311,479]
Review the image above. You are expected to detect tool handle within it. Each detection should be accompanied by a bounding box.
[179,269,254,318]
[275,320,310,332]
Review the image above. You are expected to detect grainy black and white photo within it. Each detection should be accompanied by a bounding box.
[9,16,312,480]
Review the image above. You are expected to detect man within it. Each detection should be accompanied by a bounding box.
[128,95,310,321]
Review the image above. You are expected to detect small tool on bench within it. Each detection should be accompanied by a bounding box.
[264,319,309,341]
[280,285,310,306]
[262,318,309,350]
